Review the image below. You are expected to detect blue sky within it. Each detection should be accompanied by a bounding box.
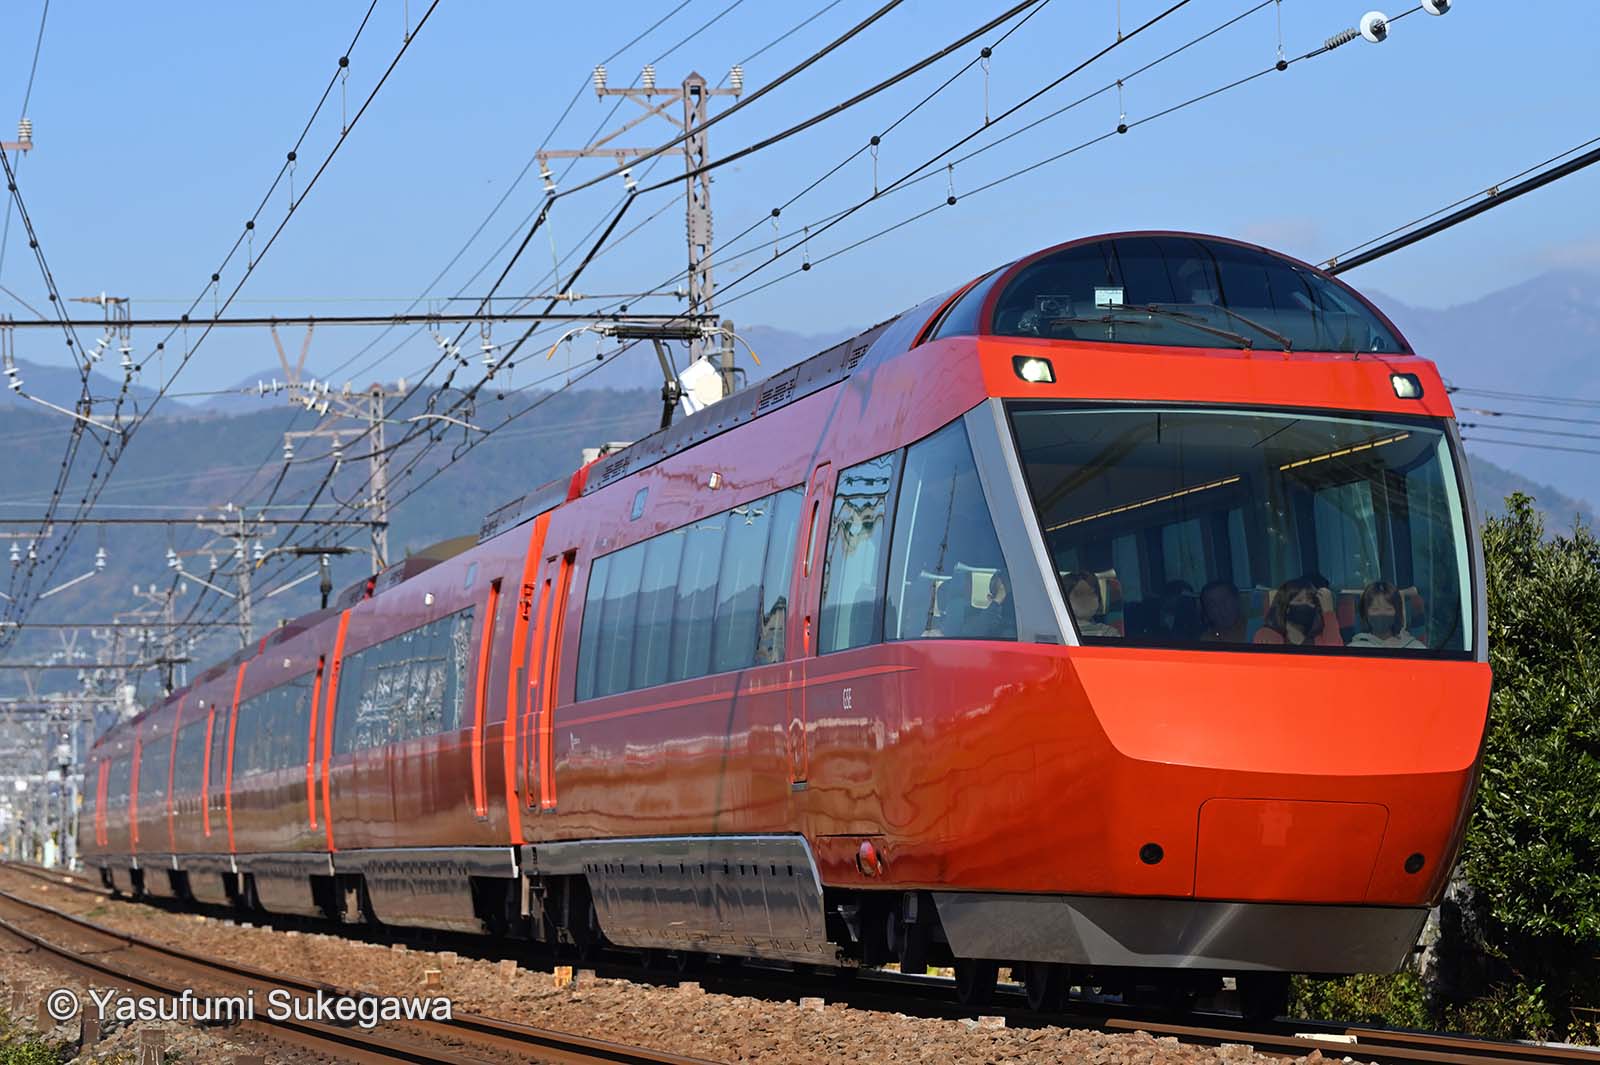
[1,0,1597,395]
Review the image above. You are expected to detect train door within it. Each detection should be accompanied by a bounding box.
[94,758,108,847]
[306,657,323,836]
[470,578,502,820]
[792,462,835,786]
[130,727,143,853]
[502,515,549,842]
[524,550,574,813]
[223,662,247,853]
[167,695,184,855]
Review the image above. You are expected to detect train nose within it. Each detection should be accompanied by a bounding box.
[1194,798,1388,903]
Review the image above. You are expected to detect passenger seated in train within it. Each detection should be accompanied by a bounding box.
[1198,580,1247,644]
[971,570,1017,640]
[1155,580,1202,643]
[1253,576,1342,647]
[1066,571,1121,638]
[1350,581,1426,649]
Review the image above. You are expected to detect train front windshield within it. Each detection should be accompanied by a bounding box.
[1008,405,1474,654]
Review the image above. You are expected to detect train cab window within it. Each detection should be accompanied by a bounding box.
[991,235,1407,354]
[886,420,1015,641]
[819,452,898,654]
[1009,405,1472,654]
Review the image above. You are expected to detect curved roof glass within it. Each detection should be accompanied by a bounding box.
[990,234,1407,354]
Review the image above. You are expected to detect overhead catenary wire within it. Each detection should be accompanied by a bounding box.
[124,4,763,651]
[1447,384,1600,411]
[1,0,432,645]
[289,0,1050,531]
[173,1,1451,647]
[1326,135,1600,274]
[0,0,50,284]
[363,0,1442,536]
[301,0,1355,546]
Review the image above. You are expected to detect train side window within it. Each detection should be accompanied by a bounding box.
[356,639,396,749]
[108,756,131,809]
[710,492,774,674]
[669,514,729,682]
[412,620,446,737]
[574,555,611,702]
[756,487,805,664]
[886,421,1015,641]
[211,701,232,784]
[399,627,430,741]
[928,270,1002,342]
[633,533,685,689]
[819,451,898,654]
[596,543,645,697]
[138,734,169,810]
[333,648,365,754]
[175,721,206,799]
[235,699,259,777]
[444,607,475,730]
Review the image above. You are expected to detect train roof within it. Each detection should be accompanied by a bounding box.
[91,230,1426,751]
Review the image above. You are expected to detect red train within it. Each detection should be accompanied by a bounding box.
[80,233,1490,1017]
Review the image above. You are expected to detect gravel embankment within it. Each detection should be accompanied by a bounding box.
[0,868,1369,1065]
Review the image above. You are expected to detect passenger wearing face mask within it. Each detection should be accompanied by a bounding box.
[1253,576,1342,647]
[1065,571,1120,638]
[1350,581,1425,648]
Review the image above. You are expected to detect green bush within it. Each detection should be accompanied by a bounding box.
[0,1011,68,1065]
[1463,493,1600,1034]
[1290,973,1431,1029]
[1294,495,1600,1042]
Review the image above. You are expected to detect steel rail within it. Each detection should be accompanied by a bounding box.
[3,865,1594,1065]
[0,885,727,1065]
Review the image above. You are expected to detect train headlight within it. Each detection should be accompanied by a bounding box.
[1390,372,1424,399]
[1013,356,1055,384]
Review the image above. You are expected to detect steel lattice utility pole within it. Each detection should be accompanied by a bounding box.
[539,64,745,393]
[270,328,397,572]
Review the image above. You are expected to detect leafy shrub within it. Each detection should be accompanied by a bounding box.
[1290,973,1430,1029]
[1463,493,1600,1035]
[1294,495,1599,1042]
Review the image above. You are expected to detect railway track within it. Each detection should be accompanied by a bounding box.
[1,860,101,893]
[1,863,1595,1065]
[0,884,725,1065]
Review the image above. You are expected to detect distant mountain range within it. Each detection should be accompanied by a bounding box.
[1368,268,1600,521]
[0,358,161,414]
[2,298,1593,700]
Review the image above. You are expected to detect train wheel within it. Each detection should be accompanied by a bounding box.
[1237,972,1290,1023]
[953,958,999,1008]
[672,950,706,975]
[1021,961,1067,1012]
